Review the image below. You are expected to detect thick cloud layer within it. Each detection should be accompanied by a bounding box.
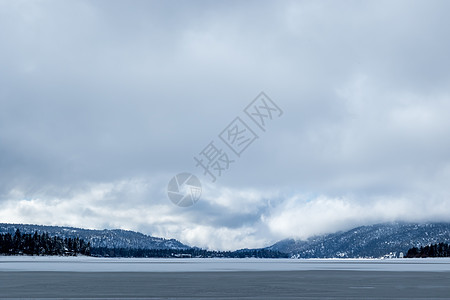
[1,0,450,250]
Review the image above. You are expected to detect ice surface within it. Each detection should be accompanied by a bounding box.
[1,256,450,272]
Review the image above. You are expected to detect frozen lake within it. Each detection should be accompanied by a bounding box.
[2,257,450,299]
[2,256,450,272]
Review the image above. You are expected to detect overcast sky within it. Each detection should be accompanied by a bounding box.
[1,0,450,250]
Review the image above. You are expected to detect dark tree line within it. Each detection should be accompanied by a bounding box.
[405,242,450,258]
[91,247,289,258]
[0,229,90,256]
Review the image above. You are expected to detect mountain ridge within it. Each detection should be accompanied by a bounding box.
[267,222,450,258]
[0,223,190,250]
[3,222,450,257]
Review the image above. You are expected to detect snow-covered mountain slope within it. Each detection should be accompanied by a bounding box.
[267,222,450,258]
[0,223,190,250]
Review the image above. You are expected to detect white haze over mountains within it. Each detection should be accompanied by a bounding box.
[1,0,450,250]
